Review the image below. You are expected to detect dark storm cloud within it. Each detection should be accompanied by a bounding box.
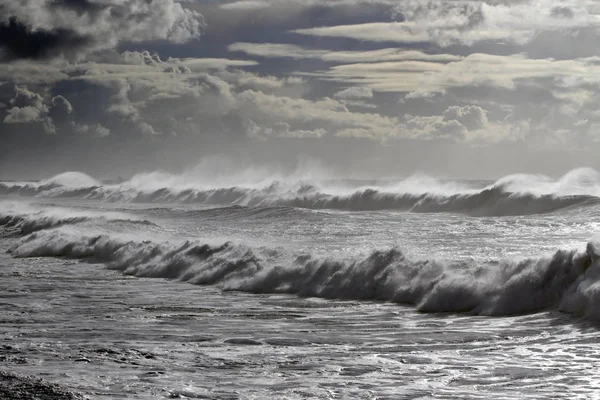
[0,17,90,61]
[1,0,600,180]
[50,0,106,14]
[0,0,204,61]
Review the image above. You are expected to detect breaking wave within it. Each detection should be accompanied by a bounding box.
[7,225,600,319]
[2,168,600,216]
[0,205,155,236]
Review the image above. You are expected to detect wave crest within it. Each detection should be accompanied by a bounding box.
[2,168,600,216]
[0,206,155,236]
[8,228,600,318]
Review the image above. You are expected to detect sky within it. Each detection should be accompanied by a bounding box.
[0,0,599,180]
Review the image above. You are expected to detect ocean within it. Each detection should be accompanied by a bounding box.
[2,168,600,399]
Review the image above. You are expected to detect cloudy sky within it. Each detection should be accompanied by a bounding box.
[1,0,599,179]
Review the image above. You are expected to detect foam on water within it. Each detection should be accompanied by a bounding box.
[4,167,600,398]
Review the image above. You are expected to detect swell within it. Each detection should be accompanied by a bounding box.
[4,168,600,216]
[0,210,156,236]
[2,181,598,217]
[8,227,600,319]
[148,205,300,220]
[281,188,599,216]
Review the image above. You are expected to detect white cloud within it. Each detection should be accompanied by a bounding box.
[235,89,399,139]
[219,0,398,12]
[401,105,524,143]
[51,95,73,115]
[74,123,111,138]
[402,114,468,140]
[0,51,404,141]
[1,85,56,132]
[294,22,431,44]
[301,53,600,96]
[443,105,488,131]
[293,0,600,47]
[244,120,326,139]
[10,86,47,110]
[4,106,43,124]
[229,42,462,63]
[334,86,373,99]
[234,73,306,93]
[178,58,259,71]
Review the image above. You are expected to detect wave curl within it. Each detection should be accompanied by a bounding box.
[7,227,600,319]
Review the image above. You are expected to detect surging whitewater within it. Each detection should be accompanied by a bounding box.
[3,218,600,318]
[4,167,600,398]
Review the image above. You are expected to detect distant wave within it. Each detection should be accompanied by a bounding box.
[3,168,600,216]
[155,205,300,221]
[0,205,156,236]
[7,225,600,319]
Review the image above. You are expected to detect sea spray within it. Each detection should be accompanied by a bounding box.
[3,168,600,216]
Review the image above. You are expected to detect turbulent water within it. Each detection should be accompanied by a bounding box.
[4,167,600,398]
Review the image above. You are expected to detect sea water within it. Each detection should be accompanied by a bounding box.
[2,168,600,398]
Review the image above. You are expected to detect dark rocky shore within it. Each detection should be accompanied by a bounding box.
[0,371,84,400]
